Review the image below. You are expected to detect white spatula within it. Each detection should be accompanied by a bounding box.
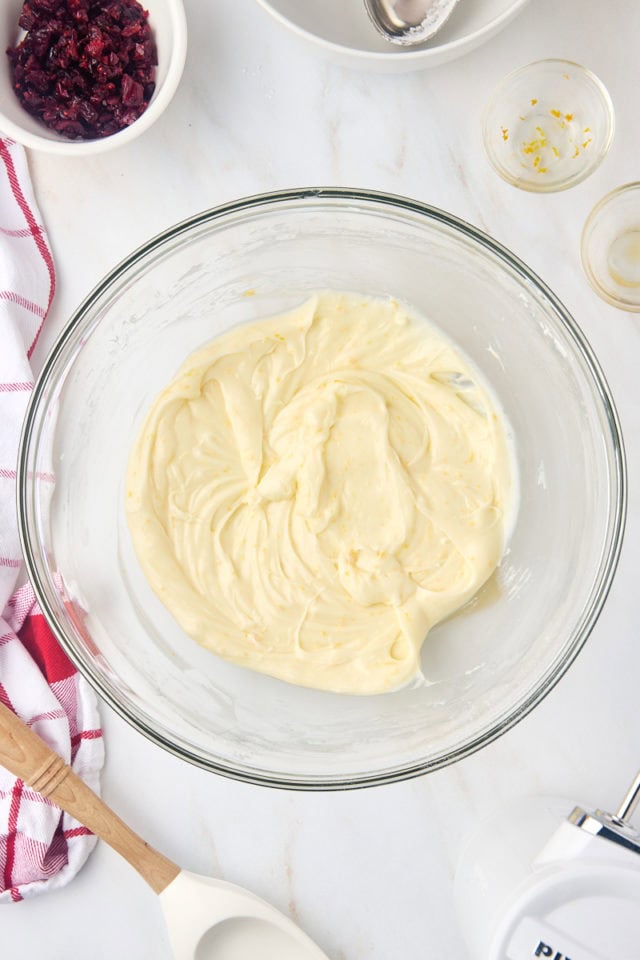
[0,700,330,960]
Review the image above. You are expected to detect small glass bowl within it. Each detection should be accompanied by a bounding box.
[582,183,640,312]
[482,59,615,193]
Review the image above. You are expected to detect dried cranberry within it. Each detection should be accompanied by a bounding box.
[30,0,62,13]
[121,73,142,105]
[7,0,157,141]
[84,26,106,59]
[18,6,38,31]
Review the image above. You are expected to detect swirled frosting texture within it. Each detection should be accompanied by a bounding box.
[126,293,512,694]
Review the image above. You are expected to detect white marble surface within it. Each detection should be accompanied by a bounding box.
[4,0,640,956]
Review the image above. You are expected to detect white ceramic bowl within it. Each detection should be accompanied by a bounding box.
[254,0,531,72]
[0,0,187,155]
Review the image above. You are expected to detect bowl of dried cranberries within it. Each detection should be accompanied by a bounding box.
[0,0,187,153]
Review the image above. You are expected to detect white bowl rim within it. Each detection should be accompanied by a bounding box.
[253,0,531,63]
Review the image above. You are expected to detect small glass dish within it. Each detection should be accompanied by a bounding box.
[582,183,640,311]
[482,59,614,193]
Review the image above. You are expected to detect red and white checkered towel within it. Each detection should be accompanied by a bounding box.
[0,137,103,903]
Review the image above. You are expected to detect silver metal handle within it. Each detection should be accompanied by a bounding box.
[616,770,640,823]
[569,769,640,857]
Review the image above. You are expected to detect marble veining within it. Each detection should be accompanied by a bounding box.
[4,0,640,957]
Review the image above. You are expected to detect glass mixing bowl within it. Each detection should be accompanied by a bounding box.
[18,189,625,789]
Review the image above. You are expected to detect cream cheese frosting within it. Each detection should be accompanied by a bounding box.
[126,292,513,694]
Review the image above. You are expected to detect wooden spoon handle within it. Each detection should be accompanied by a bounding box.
[0,699,180,894]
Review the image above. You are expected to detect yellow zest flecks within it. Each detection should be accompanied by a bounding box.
[506,101,595,176]
[522,129,548,155]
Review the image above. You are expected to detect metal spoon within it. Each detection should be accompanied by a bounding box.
[364,0,461,46]
[0,700,330,960]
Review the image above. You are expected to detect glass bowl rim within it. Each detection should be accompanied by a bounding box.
[18,186,627,791]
